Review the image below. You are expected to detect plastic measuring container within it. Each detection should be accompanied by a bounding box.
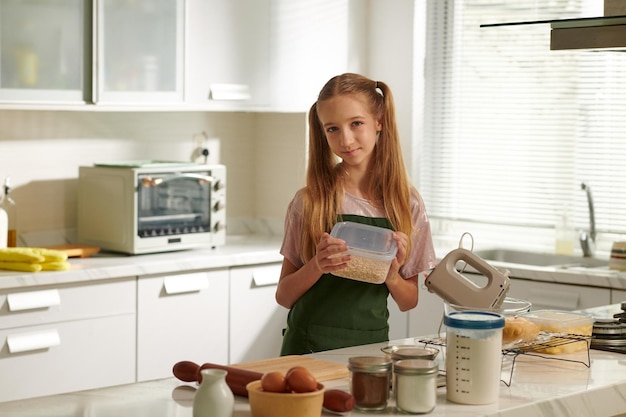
[444,311,505,405]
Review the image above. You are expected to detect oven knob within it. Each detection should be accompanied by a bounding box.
[213,200,225,212]
[213,221,225,232]
[213,180,225,192]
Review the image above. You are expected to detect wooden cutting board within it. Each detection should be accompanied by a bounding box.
[42,244,101,258]
[230,355,349,382]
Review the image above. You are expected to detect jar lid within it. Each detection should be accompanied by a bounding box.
[348,356,392,372]
[444,311,505,329]
[390,347,439,361]
[393,359,438,375]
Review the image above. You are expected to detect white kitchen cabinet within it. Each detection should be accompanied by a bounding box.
[136,270,229,381]
[229,263,288,363]
[508,278,611,311]
[612,289,626,304]
[408,274,445,338]
[268,0,361,111]
[0,279,136,402]
[184,0,270,109]
[0,0,87,103]
[388,294,408,340]
[95,0,184,104]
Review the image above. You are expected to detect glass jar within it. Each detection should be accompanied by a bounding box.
[348,356,392,411]
[393,359,438,414]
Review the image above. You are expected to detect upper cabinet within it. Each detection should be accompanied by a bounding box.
[267,0,363,112]
[0,0,89,103]
[184,0,270,109]
[94,0,185,104]
[0,0,361,110]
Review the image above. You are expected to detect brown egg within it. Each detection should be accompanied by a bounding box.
[260,371,288,393]
[285,366,307,380]
[285,367,318,393]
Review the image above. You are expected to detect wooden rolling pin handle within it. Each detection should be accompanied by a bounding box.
[172,360,263,397]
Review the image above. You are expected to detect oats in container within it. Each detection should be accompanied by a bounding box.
[329,221,398,284]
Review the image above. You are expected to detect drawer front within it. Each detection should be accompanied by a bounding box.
[0,314,136,402]
[229,263,288,363]
[137,270,229,382]
[0,278,136,330]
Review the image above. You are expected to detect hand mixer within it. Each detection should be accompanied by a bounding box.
[425,248,510,310]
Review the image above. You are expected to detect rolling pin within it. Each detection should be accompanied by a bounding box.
[172,360,355,413]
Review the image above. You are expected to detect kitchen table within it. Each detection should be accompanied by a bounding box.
[1,330,625,417]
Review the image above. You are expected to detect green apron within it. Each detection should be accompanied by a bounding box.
[280,215,393,355]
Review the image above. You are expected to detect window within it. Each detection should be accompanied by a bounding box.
[420,0,626,253]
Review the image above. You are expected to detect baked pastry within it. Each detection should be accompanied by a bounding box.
[502,316,540,345]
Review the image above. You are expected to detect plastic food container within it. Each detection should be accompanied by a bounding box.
[444,311,505,405]
[518,310,594,354]
[329,221,397,284]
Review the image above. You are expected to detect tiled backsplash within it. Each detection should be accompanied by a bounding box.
[0,110,306,245]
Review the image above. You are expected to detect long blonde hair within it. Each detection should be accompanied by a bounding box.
[299,73,414,262]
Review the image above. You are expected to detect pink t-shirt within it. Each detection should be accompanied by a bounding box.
[280,188,437,278]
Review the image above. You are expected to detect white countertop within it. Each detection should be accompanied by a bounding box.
[0,235,284,290]
[1,326,625,417]
[484,260,626,291]
[1,237,626,292]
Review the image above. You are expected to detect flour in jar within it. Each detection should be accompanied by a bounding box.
[446,331,503,405]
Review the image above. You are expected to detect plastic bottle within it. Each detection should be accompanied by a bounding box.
[0,177,17,247]
[555,212,575,255]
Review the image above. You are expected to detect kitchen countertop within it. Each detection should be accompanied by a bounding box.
[2,237,626,293]
[479,258,626,291]
[1,313,625,417]
[0,235,284,290]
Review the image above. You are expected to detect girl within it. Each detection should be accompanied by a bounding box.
[276,73,436,355]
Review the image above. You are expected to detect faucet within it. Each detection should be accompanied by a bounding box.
[579,182,596,257]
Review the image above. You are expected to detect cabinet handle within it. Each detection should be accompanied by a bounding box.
[7,329,60,353]
[529,288,579,310]
[163,274,209,294]
[7,289,61,312]
[209,83,251,101]
[252,265,282,287]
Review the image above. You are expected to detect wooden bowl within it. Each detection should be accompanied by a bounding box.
[246,380,324,417]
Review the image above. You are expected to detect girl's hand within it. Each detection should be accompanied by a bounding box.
[392,231,409,267]
[312,233,350,274]
[385,231,409,284]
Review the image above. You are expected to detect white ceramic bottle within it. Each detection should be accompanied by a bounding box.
[193,369,234,417]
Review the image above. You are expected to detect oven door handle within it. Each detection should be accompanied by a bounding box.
[140,173,214,188]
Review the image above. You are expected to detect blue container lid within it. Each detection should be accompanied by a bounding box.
[444,311,505,330]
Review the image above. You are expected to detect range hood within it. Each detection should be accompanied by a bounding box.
[481,5,626,51]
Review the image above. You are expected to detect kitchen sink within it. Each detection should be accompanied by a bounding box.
[473,248,609,270]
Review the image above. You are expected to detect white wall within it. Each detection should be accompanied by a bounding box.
[366,0,425,180]
[0,110,306,245]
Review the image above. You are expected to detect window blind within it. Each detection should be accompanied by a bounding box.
[420,0,626,250]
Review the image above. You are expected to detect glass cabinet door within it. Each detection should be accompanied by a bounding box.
[95,0,184,104]
[0,0,87,103]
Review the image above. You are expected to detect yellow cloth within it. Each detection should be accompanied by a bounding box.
[0,247,69,272]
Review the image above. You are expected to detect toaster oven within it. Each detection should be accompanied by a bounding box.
[78,162,226,254]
